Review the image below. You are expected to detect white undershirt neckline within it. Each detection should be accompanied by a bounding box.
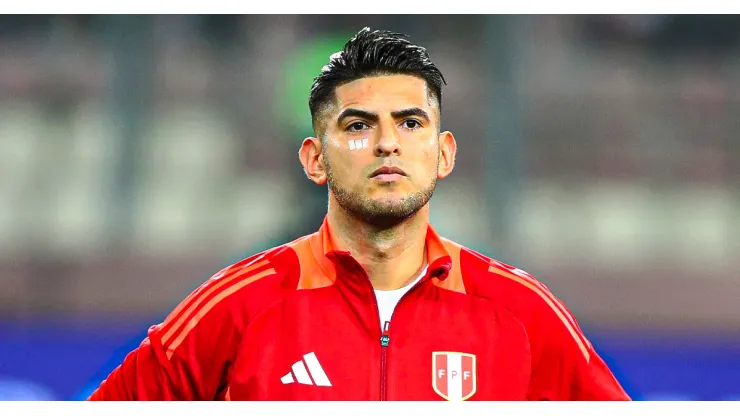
[373,264,429,331]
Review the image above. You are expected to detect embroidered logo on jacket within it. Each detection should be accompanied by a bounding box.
[432,351,476,401]
[280,352,332,387]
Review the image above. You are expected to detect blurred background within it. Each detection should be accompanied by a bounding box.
[0,15,739,401]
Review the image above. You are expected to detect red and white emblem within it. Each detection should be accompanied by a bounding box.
[432,351,477,401]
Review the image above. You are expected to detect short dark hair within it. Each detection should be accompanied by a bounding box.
[308,27,447,136]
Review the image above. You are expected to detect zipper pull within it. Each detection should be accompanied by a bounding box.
[380,321,390,347]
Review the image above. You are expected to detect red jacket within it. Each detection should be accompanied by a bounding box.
[88,217,629,401]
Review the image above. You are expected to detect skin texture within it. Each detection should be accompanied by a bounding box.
[299,75,457,290]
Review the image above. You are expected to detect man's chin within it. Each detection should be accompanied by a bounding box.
[355,210,417,228]
[328,179,436,227]
[352,200,424,224]
[366,197,409,208]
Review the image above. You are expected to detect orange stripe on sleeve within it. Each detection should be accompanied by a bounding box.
[491,260,550,292]
[496,264,593,350]
[160,263,239,333]
[160,254,267,335]
[160,258,270,345]
[165,268,276,359]
[488,265,591,362]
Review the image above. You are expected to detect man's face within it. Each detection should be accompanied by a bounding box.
[320,74,441,226]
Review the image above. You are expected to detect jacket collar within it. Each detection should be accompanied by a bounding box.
[307,216,453,282]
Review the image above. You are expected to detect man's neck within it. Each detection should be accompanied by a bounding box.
[327,201,429,291]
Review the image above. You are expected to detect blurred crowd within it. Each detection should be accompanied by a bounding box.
[0,14,738,328]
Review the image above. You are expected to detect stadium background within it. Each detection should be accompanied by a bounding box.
[0,15,738,400]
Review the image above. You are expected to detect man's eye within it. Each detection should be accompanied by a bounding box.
[348,122,368,132]
[403,119,421,129]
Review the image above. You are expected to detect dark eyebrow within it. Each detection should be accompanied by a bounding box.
[391,107,430,123]
[336,108,379,125]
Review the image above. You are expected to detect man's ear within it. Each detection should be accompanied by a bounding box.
[299,137,327,185]
[437,131,457,179]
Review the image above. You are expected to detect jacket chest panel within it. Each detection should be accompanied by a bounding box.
[384,295,531,400]
[227,286,531,400]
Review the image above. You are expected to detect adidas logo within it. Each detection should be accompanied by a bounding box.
[280,352,332,387]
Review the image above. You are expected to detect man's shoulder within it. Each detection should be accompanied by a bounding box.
[151,236,314,348]
[183,234,317,310]
[447,240,536,294]
[450,240,569,318]
[451,239,592,357]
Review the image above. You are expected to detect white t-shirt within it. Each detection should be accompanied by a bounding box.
[374,264,428,332]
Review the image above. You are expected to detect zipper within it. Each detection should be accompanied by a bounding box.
[380,320,390,401]
[360,263,388,401]
[375,272,431,400]
[350,258,432,401]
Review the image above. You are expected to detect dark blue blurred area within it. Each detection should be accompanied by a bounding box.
[0,318,154,400]
[0,318,738,401]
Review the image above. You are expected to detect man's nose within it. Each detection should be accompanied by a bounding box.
[374,123,402,157]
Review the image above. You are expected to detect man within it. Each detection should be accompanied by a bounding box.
[88,27,629,401]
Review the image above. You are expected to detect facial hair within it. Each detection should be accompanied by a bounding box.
[324,153,437,228]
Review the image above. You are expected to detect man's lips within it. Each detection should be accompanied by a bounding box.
[369,166,407,178]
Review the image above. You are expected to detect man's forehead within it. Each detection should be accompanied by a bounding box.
[333,74,436,112]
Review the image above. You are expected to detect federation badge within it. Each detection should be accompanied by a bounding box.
[432,351,477,401]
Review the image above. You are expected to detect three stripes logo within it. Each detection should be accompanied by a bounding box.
[281,352,332,387]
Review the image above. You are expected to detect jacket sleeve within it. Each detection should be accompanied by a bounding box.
[87,325,186,400]
[570,345,631,400]
[524,287,630,401]
[87,276,241,401]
